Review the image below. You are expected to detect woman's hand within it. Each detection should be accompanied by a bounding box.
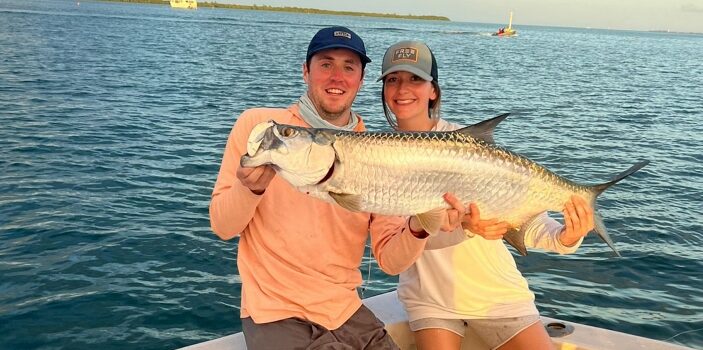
[462,203,510,240]
[407,193,467,236]
[408,194,510,238]
[440,192,467,232]
[558,195,594,247]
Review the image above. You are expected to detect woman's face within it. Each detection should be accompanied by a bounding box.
[383,71,437,122]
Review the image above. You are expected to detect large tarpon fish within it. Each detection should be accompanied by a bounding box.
[241,114,649,256]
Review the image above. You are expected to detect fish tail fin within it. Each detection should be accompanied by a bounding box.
[588,160,650,256]
[593,210,621,257]
[591,160,650,195]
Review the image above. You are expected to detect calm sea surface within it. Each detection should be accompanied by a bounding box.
[1,1,702,349]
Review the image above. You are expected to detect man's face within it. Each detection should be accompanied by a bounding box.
[303,48,364,126]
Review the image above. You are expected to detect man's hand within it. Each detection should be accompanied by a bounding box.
[462,203,510,240]
[558,195,594,247]
[236,163,276,195]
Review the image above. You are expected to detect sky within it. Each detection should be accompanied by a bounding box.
[221,0,703,33]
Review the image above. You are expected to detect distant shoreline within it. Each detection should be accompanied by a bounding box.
[98,0,451,21]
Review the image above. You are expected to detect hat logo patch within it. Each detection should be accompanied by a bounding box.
[333,31,352,39]
[392,47,418,62]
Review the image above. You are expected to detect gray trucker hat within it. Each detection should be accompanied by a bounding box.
[378,40,438,82]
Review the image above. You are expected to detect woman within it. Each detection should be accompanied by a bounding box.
[379,40,594,350]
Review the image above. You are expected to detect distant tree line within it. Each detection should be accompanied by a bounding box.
[98,0,450,21]
[102,0,166,3]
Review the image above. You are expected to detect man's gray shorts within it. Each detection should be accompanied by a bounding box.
[242,304,399,349]
[410,314,540,350]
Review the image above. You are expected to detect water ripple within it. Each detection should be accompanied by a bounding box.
[1,0,702,349]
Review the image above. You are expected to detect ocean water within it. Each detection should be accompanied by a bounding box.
[1,0,702,349]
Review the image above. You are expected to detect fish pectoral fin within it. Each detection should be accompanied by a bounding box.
[329,192,363,212]
[415,208,445,237]
[503,228,528,256]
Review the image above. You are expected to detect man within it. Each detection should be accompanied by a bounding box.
[210,26,464,349]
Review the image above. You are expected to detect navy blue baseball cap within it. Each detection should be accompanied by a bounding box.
[306,26,371,64]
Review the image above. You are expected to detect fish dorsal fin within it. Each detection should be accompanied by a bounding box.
[329,192,363,212]
[503,227,528,256]
[455,112,510,144]
[415,208,446,237]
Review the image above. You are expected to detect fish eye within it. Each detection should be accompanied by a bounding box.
[281,127,297,137]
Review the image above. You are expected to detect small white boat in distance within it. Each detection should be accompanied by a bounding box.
[170,0,197,10]
[178,291,694,350]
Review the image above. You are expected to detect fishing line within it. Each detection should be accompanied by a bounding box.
[360,240,373,298]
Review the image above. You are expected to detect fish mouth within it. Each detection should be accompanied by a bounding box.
[241,153,268,168]
[241,121,277,168]
[246,121,275,157]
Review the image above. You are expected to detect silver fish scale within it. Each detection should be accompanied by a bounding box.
[318,130,592,226]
